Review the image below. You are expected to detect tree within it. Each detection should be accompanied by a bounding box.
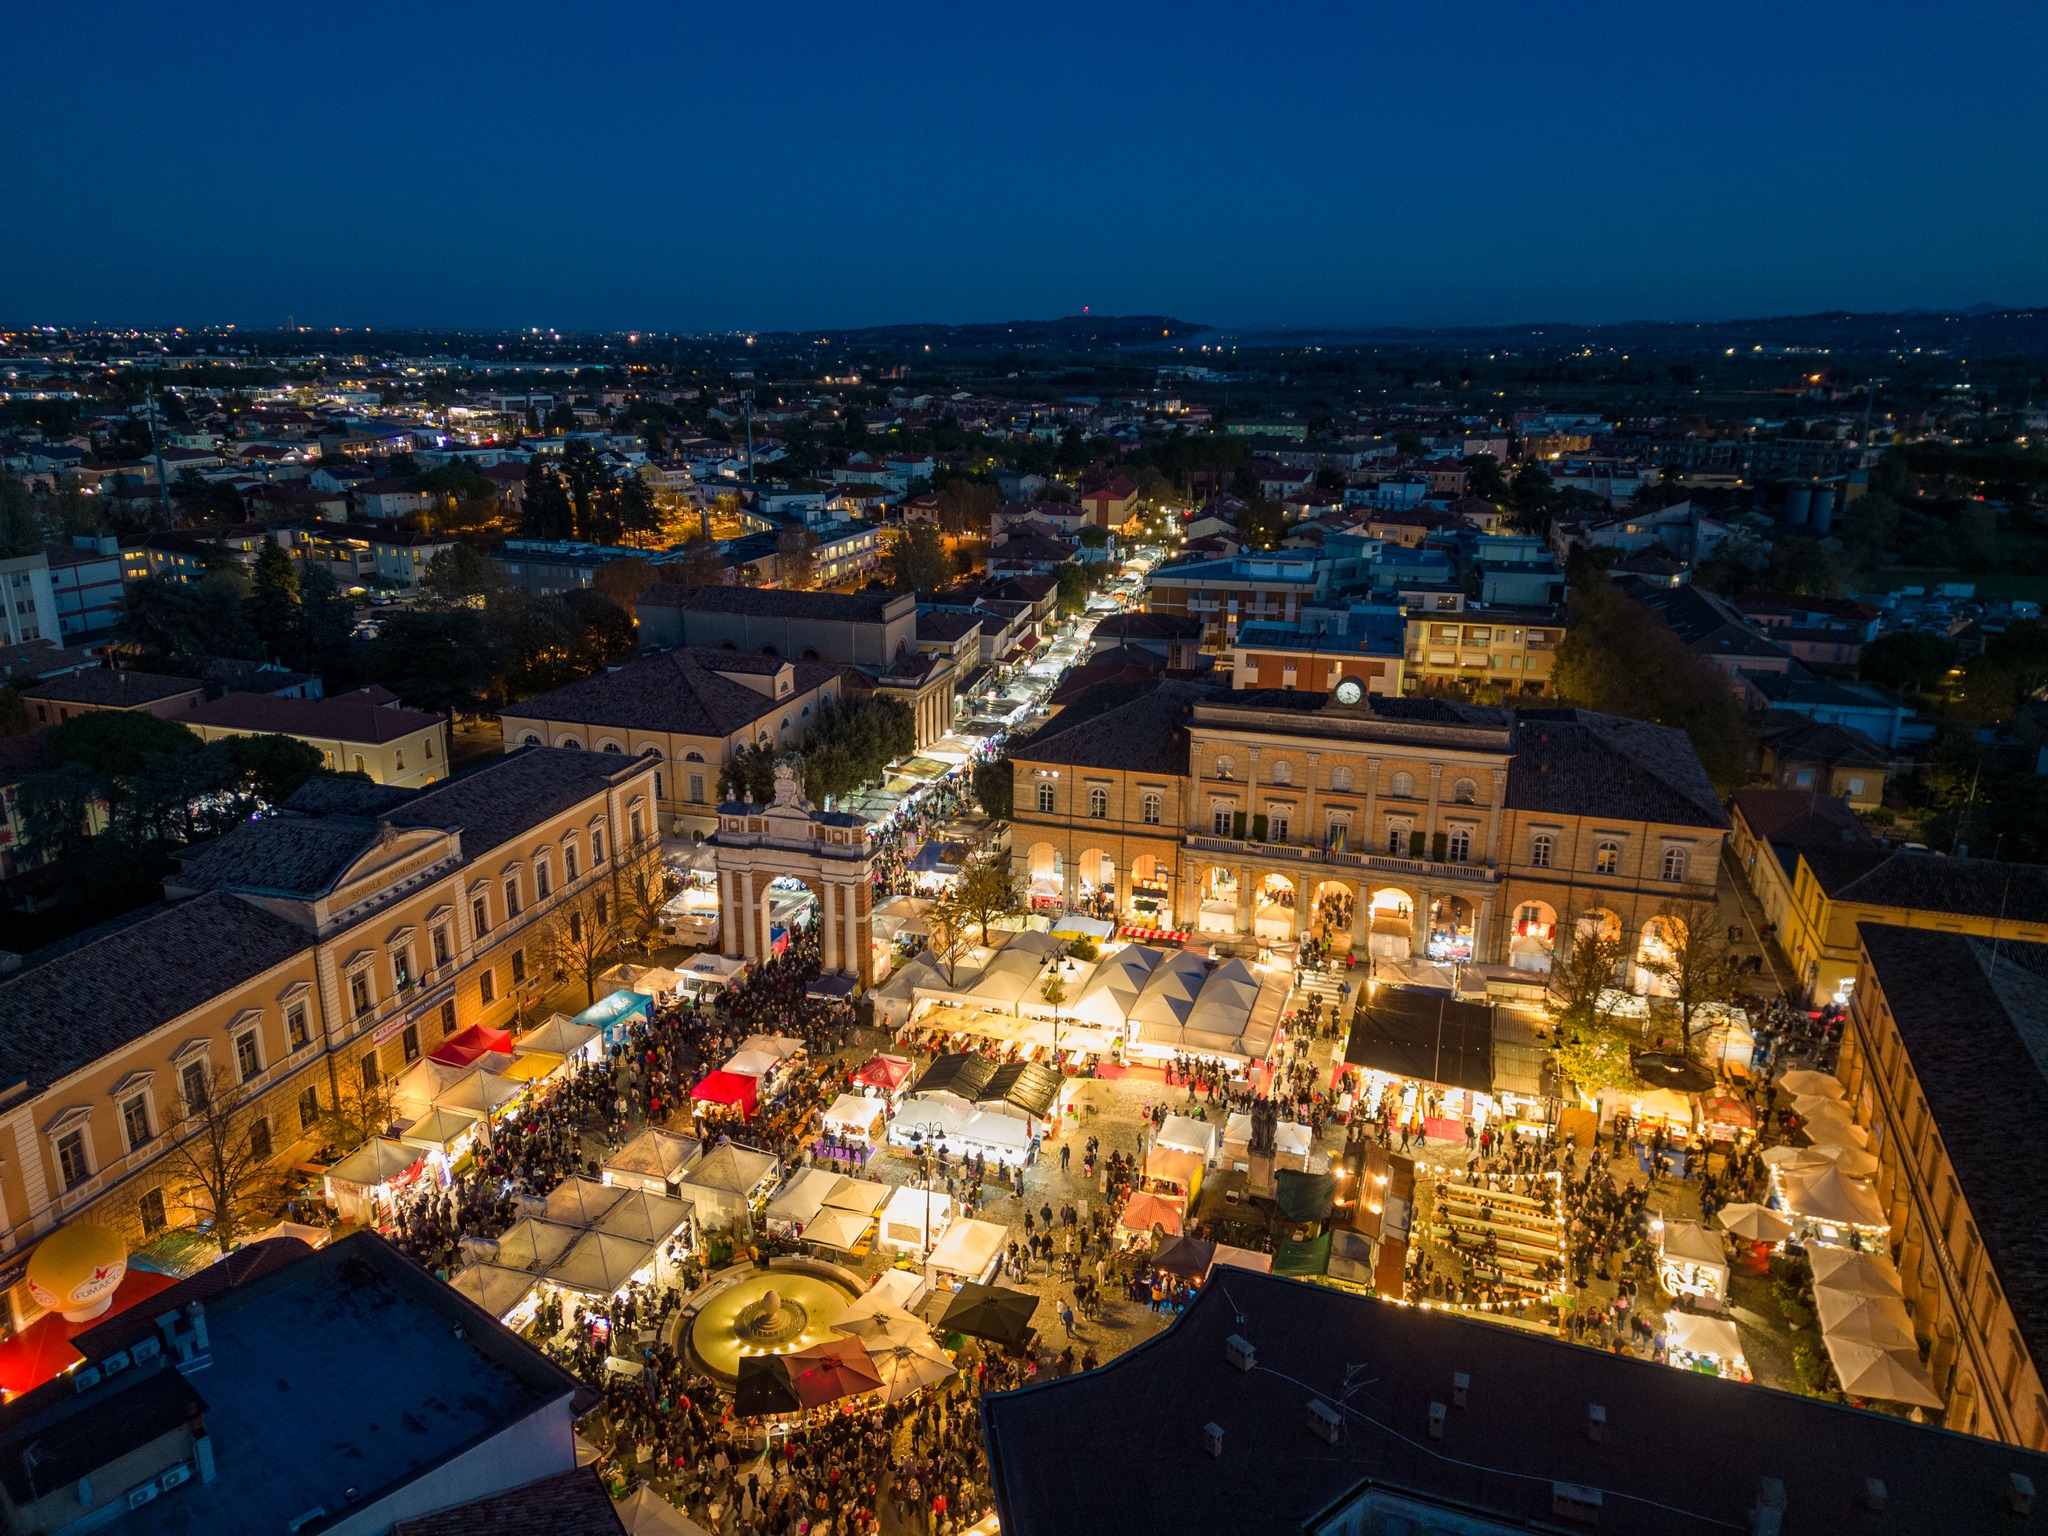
[1547,913,1626,1037]
[366,608,501,715]
[158,1061,293,1257]
[592,555,660,613]
[1054,562,1089,616]
[935,479,998,536]
[776,525,820,590]
[535,884,629,1008]
[1860,630,1958,695]
[320,1057,400,1152]
[798,694,915,802]
[678,536,728,589]
[887,523,953,593]
[421,544,507,604]
[247,537,301,660]
[971,753,1013,822]
[1462,453,1508,501]
[619,847,682,948]
[0,683,30,739]
[1040,972,1068,1054]
[0,479,44,557]
[522,458,575,539]
[221,732,326,805]
[1635,901,1744,1060]
[1960,621,2048,723]
[951,847,1022,944]
[720,743,780,804]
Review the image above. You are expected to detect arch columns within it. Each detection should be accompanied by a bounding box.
[1412,886,1432,957]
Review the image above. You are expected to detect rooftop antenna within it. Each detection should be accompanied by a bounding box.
[146,387,172,522]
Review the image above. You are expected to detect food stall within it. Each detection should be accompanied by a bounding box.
[515,1014,605,1067]
[764,1168,844,1237]
[452,1262,543,1329]
[674,1144,781,1232]
[1155,1114,1219,1167]
[1663,1311,1750,1381]
[851,1054,915,1103]
[1773,1162,1889,1251]
[1655,1218,1729,1302]
[596,1189,694,1250]
[491,1217,581,1275]
[398,1107,484,1170]
[1142,1146,1205,1208]
[1595,1085,1696,1141]
[878,1187,953,1255]
[431,1024,515,1070]
[1715,1202,1795,1274]
[680,953,747,1001]
[601,962,682,1001]
[548,1230,669,1298]
[691,1069,760,1122]
[604,1128,704,1197]
[1118,1190,1186,1241]
[575,988,654,1046]
[953,1109,1034,1168]
[925,1217,1009,1290]
[325,1138,426,1225]
[819,1094,888,1163]
[1697,1092,1756,1145]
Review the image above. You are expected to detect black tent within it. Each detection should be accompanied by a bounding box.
[939,1282,1040,1348]
[1151,1235,1215,1280]
[734,1354,803,1417]
[1634,1051,1714,1095]
[979,1061,1062,1118]
[909,1052,997,1102]
[1344,986,1495,1094]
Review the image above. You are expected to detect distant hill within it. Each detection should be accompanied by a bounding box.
[767,314,1205,348]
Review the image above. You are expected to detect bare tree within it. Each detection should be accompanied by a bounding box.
[1635,899,1743,1059]
[537,884,629,1007]
[951,848,1023,945]
[320,1057,400,1153]
[159,1062,293,1257]
[1547,910,1627,1035]
[618,847,681,950]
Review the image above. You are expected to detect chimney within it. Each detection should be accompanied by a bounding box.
[2010,1473,2037,1516]
[1306,1399,1341,1446]
[1224,1335,1256,1372]
[1451,1371,1470,1408]
[1426,1402,1446,1440]
[1201,1423,1224,1460]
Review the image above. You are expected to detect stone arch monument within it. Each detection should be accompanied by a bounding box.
[712,763,882,986]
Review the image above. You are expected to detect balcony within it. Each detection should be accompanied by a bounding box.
[1183,832,1496,885]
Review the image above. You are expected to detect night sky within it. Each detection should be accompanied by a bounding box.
[6,1,2045,332]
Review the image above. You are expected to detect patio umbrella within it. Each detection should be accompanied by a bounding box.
[938,1283,1040,1348]
[1152,1235,1217,1280]
[617,1486,714,1536]
[733,1354,803,1417]
[1716,1203,1794,1243]
[1824,1337,1944,1409]
[1779,1069,1844,1099]
[833,1303,931,1351]
[866,1334,958,1404]
[1118,1191,1185,1237]
[1816,1290,1916,1349]
[783,1337,885,1408]
[1810,1246,1904,1299]
[1800,1111,1870,1150]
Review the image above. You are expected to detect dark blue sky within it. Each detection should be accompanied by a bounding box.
[6,1,2045,332]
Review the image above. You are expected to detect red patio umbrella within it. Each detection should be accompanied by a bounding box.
[782,1337,883,1408]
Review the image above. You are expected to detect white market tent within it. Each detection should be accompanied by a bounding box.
[890,1095,972,1147]
[492,1217,582,1274]
[765,1168,844,1230]
[596,1189,693,1245]
[823,1177,892,1217]
[874,952,945,1029]
[1824,1336,1944,1408]
[544,1176,628,1229]
[602,962,682,998]
[1762,1142,1881,1179]
[1184,960,1260,1044]
[604,1128,704,1194]
[617,1486,713,1536]
[803,1209,876,1252]
[399,1107,478,1157]
[1816,1290,1917,1349]
[1778,1164,1888,1231]
[681,953,747,993]
[1156,1115,1219,1165]
[1127,950,1210,1041]
[967,934,1059,1013]
[676,1144,780,1230]
[391,1058,476,1118]
[1780,1069,1845,1099]
[739,1034,805,1061]
[1664,1311,1745,1366]
[451,1263,540,1323]
[433,1068,525,1121]
[879,1187,953,1252]
[822,1094,888,1143]
[325,1138,423,1223]
[840,1268,929,1322]
[955,1110,1032,1159]
[1810,1247,1905,1300]
[516,1015,604,1063]
[925,1217,1008,1287]
[1210,1245,1274,1276]
[549,1229,663,1296]
[1049,912,1115,941]
[1716,1203,1795,1243]
[866,1332,956,1404]
[1070,945,1165,1030]
[723,1048,782,1079]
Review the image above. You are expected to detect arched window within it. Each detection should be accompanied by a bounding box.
[1596,840,1620,875]
[1088,787,1109,819]
[684,750,705,762]
[1330,766,1353,792]
[559,736,581,750]
[1270,760,1293,785]
[1453,777,1477,804]
[521,733,541,747]
[1530,833,1554,869]
[603,742,622,754]
[1214,755,1236,781]
[1662,846,1688,882]
[1390,771,1414,798]
[1142,792,1162,825]
[1037,782,1056,814]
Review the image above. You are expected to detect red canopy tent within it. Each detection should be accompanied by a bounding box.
[692,1070,760,1117]
[0,1268,179,1398]
[852,1055,913,1094]
[1118,1190,1186,1237]
[431,1024,514,1069]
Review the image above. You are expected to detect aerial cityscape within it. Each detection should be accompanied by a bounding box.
[1,6,2047,1536]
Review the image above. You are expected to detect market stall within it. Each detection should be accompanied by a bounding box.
[1810,1247,1905,1300]
[819,1094,888,1162]
[841,1268,929,1323]
[765,1168,845,1236]
[549,1229,667,1298]
[431,1024,515,1071]
[1209,1244,1274,1278]
[1663,1311,1749,1380]
[953,1109,1033,1167]
[604,1128,704,1198]
[431,1067,526,1136]
[596,1189,694,1248]
[1155,1114,1219,1166]
[1655,1218,1729,1302]
[1716,1202,1795,1274]
[1823,1335,1944,1410]
[1118,1191,1186,1240]
[851,1054,915,1101]
[325,1138,426,1225]
[877,1187,952,1255]
[691,1069,760,1121]
[801,1208,877,1253]
[1596,1085,1696,1140]
[452,1262,543,1328]
[679,953,747,1001]
[492,1217,581,1274]
[924,1217,1009,1290]
[675,1144,780,1232]
[516,1014,604,1066]
[601,962,682,1001]
[1774,1162,1889,1249]
[576,988,654,1045]
[543,1176,627,1229]
[888,1094,972,1154]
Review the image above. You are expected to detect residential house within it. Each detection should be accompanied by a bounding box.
[1228,606,1405,697]
[1754,713,1891,808]
[24,669,206,726]
[1144,554,1325,651]
[357,478,435,522]
[185,687,450,786]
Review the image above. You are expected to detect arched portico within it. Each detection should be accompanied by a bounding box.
[713,764,880,985]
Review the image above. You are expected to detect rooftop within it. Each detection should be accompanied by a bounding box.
[636,582,910,624]
[187,687,441,745]
[23,668,203,708]
[1506,709,1729,830]
[503,650,849,737]
[390,1467,624,1536]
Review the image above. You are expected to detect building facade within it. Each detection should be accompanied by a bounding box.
[1402,607,1562,697]
[1008,682,1727,977]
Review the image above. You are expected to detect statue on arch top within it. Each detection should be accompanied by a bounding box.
[770,760,810,812]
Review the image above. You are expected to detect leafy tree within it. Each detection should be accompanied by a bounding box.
[776,525,819,590]
[619,849,682,948]
[1860,630,1958,694]
[220,732,326,805]
[522,457,575,539]
[365,608,501,714]
[592,555,659,613]
[677,537,728,589]
[494,592,590,699]
[971,753,1013,821]
[560,588,636,667]
[0,478,43,557]
[1507,462,1554,535]
[247,537,300,660]
[0,683,32,739]
[935,479,999,536]
[799,694,915,801]
[719,743,780,804]
[319,1059,400,1152]
[1076,525,1109,550]
[46,709,203,775]
[293,566,358,678]
[158,1060,294,1257]
[1462,453,1508,501]
[887,523,952,593]
[1054,562,1089,616]
[124,571,260,668]
[1235,496,1286,550]
[421,544,507,603]
[1960,621,2048,723]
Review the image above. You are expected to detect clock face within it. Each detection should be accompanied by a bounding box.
[1334,678,1363,704]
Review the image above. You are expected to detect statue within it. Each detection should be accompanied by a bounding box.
[770,761,808,811]
[1250,1097,1278,1155]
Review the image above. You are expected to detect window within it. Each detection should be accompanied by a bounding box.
[630,807,645,843]
[138,1188,167,1236]
[248,1117,273,1162]
[1662,846,1688,883]
[511,948,527,985]
[1142,793,1162,825]
[655,773,663,800]
[535,860,551,900]
[1595,840,1620,876]
[1271,760,1293,785]
[349,972,372,1018]
[425,736,434,760]
[359,1054,380,1090]
[1388,824,1408,856]
[1213,806,1233,836]
[591,826,606,863]
[394,748,405,772]
[400,1024,420,1064]
[56,1130,90,1190]
[471,897,489,937]
[1794,768,1815,788]
[1214,755,1236,780]
[1390,771,1414,798]
[595,893,609,925]
[431,926,451,968]
[690,774,706,803]
[504,878,521,918]
[352,754,366,774]
[564,845,578,881]
[286,1002,310,1051]
[1530,833,1554,869]
[234,1032,261,1083]
[391,947,412,991]
[298,1085,321,1132]
[439,999,457,1038]
[1330,766,1353,792]
[122,1095,153,1151]
[569,910,585,945]
[1088,787,1109,819]
[1270,812,1291,844]
[1037,783,1056,814]
[479,968,496,1005]
[1848,776,1867,796]
[1453,777,1476,804]
[1446,829,1471,863]
[182,1061,209,1108]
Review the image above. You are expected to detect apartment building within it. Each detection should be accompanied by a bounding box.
[1143,554,1324,651]
[185,686,451,786]
[1403,606,1563,697]
[0,747,658,1312]
[0,553,59,648]
[24,669,206,726]
[1227,607,1405,696]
